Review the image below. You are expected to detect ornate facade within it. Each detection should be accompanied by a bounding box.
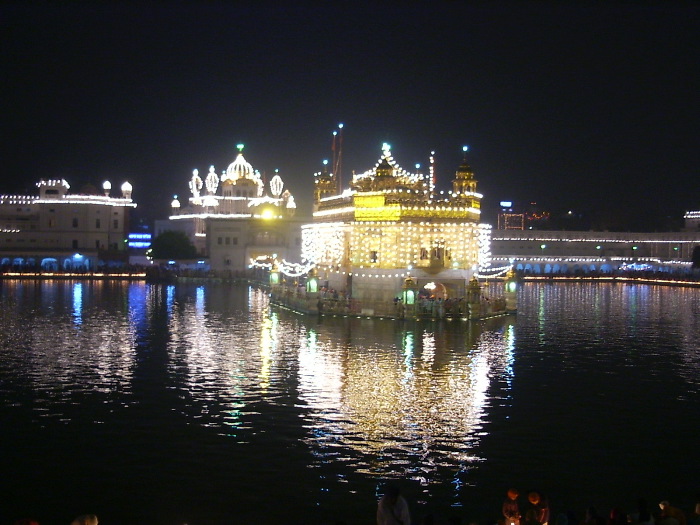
[302,144,491,305]
[158,145,304,273]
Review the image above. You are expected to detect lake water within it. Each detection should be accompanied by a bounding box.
[0,280,698,525]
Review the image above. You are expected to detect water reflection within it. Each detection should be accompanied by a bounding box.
[1,280,699,523]
[0,280,140,425]
[296,315,516,488]
[72,281,83,325]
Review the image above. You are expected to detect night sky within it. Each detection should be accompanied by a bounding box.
[2,2,699,230]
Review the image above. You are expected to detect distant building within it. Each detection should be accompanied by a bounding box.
[0,179,136,271]
[127,231,152,266]
[155,145,305,274]
[498,212,525,230]
[684,210,700,232]
[496,201,550,230]
[491,229,700,276]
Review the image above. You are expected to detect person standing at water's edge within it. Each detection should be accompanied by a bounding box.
[528,491,550,525]
[377,484,411,525]
[503,488,522,525]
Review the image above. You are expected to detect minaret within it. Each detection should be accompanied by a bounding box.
[332,123,344,194]
[429,150,436,199]
[451,146,479,205]
[314,159,336,204]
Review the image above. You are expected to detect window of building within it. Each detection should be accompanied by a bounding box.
[113,219,118,229]
[48,219,55,228]
[217,237,223,245]
[225,237,230,245]
[72,218,78,228]
[72,240,78,249]
[95,240,100,249]
[370,250,378,263]
[96,219,101,229]
[233,237,238,245]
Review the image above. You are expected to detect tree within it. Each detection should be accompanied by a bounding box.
[149,230,198,260]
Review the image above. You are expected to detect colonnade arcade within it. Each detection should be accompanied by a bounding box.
[1,255,93,272]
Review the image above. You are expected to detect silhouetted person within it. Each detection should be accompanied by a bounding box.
[503,488,522,525]
[528,491,550,525]
[378,484,411,525]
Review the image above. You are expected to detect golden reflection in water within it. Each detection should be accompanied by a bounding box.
[420,331,434,366]
[298,327,344,414]
[297,319,516,481]
[258,311,278,392]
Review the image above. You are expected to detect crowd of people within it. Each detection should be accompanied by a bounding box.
[377,487,700,525]
[9,492,699,525]
[497,490,696,525]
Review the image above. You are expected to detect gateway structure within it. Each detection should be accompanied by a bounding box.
[300,144,494,315]
[157,145,304,274]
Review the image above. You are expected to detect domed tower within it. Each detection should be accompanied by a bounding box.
[372,152,395,191]
[221,144,263,198]
[218,144,263,214]
[314,160,336,204]
[451,146,480,210]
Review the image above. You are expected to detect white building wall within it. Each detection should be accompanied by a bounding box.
[0,180,135,269]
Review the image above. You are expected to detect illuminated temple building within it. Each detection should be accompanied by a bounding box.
[302,144,492,309]
[157,145,304,274]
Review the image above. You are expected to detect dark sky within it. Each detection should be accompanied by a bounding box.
[2,2,699,229]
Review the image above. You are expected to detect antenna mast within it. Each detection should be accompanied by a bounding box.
[331,123,344,194]
[429,150,436,198]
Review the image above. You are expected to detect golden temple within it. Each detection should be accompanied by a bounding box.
[300,143,495,314]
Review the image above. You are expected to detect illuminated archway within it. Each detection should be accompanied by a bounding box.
[41,258,59,271]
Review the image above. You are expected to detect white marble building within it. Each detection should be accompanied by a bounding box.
[155,145,305,274]
[0,179,135,271]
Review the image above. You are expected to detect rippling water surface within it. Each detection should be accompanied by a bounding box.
[0,280,698,525]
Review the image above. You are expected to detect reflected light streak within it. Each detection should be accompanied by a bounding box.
[420,331,435,366]
[72,282,83,326]
[298,328,344,415]
[503,324,516,389]
[297,321,516,486]
[166,284,175,313]
[196,286,205,313]
[258,311,277,392]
